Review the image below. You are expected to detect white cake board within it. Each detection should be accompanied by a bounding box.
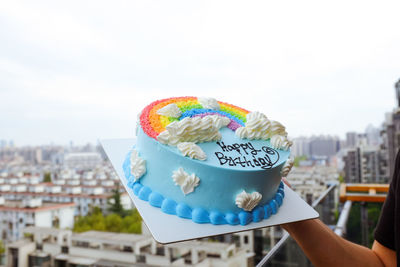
[101,138,319,244]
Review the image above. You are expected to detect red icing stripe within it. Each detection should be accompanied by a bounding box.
[140,101,158,139]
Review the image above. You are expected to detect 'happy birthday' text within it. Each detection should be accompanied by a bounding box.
[214,141,280,170]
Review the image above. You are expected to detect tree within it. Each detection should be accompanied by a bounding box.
[73,208,142,233]
[0,240,4,254]
[121,209,142,234]
[294,155,307,167]
[347,203,362,244]
[346,203,383,247]
[367,203,383,245]
[74,215,91,233]
[105,214,123,232]
[338,174,345,183]
[73,219,92,233]
[43,172,52,183]
[91,206,103,215]
[108,184,124,216]
[88,207,106,231]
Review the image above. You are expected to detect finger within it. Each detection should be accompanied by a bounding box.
[282,177,291,188]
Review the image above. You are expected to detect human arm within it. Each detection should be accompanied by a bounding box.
[282,218,396,267]
[279,176,396,267]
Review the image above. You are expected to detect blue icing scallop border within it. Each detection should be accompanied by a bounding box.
[123,151,285,226]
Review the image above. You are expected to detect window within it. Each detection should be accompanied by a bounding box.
[123,246,133,252]
[61,246,69,253]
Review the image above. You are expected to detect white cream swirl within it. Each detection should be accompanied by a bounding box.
[235,190,262,211]
[281,157,294,177]
[246,111,271,131]
[135,112,141,136]
[269,120,287,137]
[235,112,292,150]
[181,175,200,195]
[172,167,200,195]
[130,149,146,181]
[235,111,271,140]
[209,115,231,129]
[177,142,207,161]
[171,167,187,185]
[198,97,220,110]
[270,135,292,151]
[156,103,182,118]
[157,115,230,146]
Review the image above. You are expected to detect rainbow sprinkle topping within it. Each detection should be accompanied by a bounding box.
[140,97,250,139]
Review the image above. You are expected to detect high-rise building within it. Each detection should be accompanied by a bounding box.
[64,152,102,168]
[344,143,388,183]
[291,137,311,157]
[346,132,358,148]
[0,140,6,148]
[380,78,400,181]
[365,124,381,146]
[292,135,340,158]
[395,78,400,107]
[343,148,361,183]
[309,135,340,158]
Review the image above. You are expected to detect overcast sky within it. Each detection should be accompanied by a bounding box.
[1,1,400,146]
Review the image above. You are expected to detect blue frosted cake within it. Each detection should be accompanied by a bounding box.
[123,97,294,226]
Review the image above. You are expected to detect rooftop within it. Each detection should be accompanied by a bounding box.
[24,226,71,236]
[72,231,152,245]
[167,240,235,251]
[55,254,97,265]
[7,239,34,249]
[0,200,75,212]
[0,191,126,199]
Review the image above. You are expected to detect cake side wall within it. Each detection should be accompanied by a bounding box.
[135,127,285,214]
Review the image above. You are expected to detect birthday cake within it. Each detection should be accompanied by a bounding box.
[123,97,294,226]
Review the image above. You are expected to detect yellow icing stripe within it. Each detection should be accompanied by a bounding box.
[159,116,170,128]
[175,100,200,108]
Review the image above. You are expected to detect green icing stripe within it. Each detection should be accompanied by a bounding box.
[220,107,246,122]
[168,117,179,122]
[179,104,203,112]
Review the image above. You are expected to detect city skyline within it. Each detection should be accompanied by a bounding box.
[0,122,382,147]
[1,1,400,146]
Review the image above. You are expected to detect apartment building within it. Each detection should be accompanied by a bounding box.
[5,226,252,267]
[0,197,74,243]
[0,175,132,217]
